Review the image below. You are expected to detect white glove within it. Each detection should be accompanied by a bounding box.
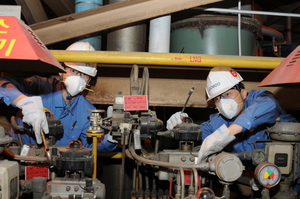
[197,124,235,163]
[106,132,118,143]
[166,111,188,131]
[16,96,49,144]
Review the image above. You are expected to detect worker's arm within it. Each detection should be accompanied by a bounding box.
[234,90,284,130]
[228,123,243,136]
[0,77,49,144]
[0,77,26,106]
[12,94,28,106]
[197,124,235,163]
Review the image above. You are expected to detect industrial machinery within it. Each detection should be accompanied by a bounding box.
[2,114,106,199]
[2,12,298,199]
[1,65,300,199]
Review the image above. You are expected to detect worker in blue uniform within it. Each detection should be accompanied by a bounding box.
[167,66,297,161]
[167,66,300,192]
[0,42,117,153]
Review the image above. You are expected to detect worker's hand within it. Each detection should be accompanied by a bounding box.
[166,111,189,131]
[197,124,235,163]
[106,132,118,144]
[16,96,49,144]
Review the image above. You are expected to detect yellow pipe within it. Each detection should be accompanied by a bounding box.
[50,50,284,70]
[87,131,104,179]
[92,132,98,179]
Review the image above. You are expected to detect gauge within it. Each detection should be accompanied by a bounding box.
[254,162,281,188]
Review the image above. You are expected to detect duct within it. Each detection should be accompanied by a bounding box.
[148,15,171,53]
[50,50,284,70]
[75,0,102,50]
[107,0,146,52]
[107,23,146,52]
[261,26,284,41]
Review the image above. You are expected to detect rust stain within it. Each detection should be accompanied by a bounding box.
[59,17,75,22]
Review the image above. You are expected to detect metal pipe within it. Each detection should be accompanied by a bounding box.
[50,50,284,69]
[189,169,194,196]
[4,146,48,162]
[130,64,139,95]
[238,1,241,56]
[149,15,171,53]
[285,17,292,45]
[75,0,102,50]
[262,26,284,41]
[40,130,52,166]
[119,128,127,199]
[205,8,300,17]
[128,144,210,170]
[92,131,98,179]
[107,0,146,52]
[192,168,199,194]
[140,67,149,96]
[179,168,185,199]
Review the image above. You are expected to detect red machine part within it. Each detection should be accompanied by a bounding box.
[259,46,300,87]
[0,16,64,75]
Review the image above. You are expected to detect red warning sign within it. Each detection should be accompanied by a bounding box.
[123,95,148,111]
[25,165,49,180]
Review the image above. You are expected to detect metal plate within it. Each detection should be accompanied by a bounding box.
[266,122,300,141]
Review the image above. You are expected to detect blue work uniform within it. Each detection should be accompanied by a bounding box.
[201,90,298,152]
[0,75,117,152]
[201,89,300,192]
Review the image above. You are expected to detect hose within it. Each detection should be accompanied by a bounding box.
[179,168,185,199]
[192,168,199,194]
[139,67,149,96]
[130,64,139,95]
[128,143,210,170]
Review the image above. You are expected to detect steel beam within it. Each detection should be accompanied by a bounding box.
[15,0,48,24]
[30,0,222,45]
[86,76,300,110]
[42,0,74,16]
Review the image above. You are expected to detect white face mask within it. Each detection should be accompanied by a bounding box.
[64,75,87,96]
[216,93,242,119]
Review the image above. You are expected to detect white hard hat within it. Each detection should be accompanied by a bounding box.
[64,42,98,77]
[206,67,243,101]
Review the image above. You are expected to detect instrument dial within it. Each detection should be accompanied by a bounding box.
[254,162,281,188]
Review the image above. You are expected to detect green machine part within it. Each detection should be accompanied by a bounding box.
[170,15,261,56]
